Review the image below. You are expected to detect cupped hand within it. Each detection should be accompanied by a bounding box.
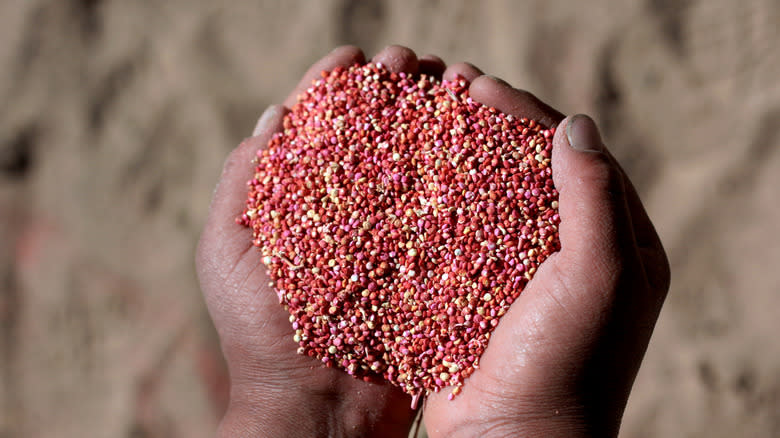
[422,69,671,437]
[196,45,436,438]
[196,44,671,438]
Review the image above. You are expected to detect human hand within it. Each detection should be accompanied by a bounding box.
[196,46,436,438]
[421,65,671,437]
[196,43,670,438]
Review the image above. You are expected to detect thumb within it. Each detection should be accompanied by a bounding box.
[551,114,639,289]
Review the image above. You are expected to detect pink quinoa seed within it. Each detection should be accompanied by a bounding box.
[238,63,560,404]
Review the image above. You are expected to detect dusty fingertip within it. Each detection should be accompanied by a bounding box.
[419,54,446,77]
[329,45,366,63]
[484,75,510,86]
[419,54,444,64]
[372,45,419,73]
[442,62,484,82]
[378,44,416,56]
[469,75,514,98]
[468,75,526,111]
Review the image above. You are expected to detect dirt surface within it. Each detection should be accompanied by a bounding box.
[1,1,779,437]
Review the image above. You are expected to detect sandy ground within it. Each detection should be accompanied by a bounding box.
[1,1,779,437]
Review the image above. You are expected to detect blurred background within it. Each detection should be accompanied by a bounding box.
[1,0,778,437]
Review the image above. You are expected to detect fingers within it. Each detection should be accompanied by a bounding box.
[551,115,642,282]
[468,75,564,128]
[198,105,287,270]
[283,45,432,109]
[442,62,484,83]
[371,44,419,74]
[418,54,446,78]
[283,46,366,108]
[464,72,636,275]
[463,66,666,290]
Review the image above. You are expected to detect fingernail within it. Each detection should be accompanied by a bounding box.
[252,105,281,137]
[566,114,603,153]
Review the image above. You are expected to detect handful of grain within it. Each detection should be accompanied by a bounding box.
[239,63,560,406]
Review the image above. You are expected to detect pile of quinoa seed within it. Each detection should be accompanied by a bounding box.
[239,63,560,405]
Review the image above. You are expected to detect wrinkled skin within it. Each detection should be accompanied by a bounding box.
[196,45,670,438]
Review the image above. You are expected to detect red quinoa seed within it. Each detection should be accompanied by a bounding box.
[238,63,560,405]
